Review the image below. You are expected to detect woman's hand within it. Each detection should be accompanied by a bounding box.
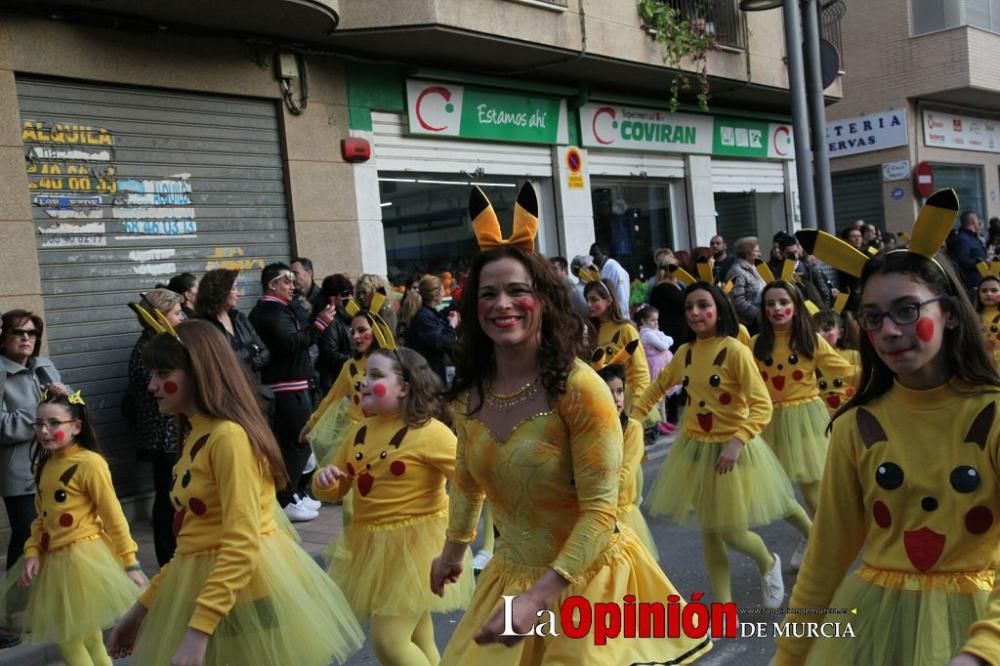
[45,383,69,397]
[447,310,460,329]
[107,603,148,659]
[298,423,311,444]
[430,556,464,597]
[947,654,988,666]
[316,304,336,326]
[17,557,40,588]
[314,465,349,489]
[127,570,147,588]
[170,628,209,666]
[474,590,546,646]
[715,438,744,474]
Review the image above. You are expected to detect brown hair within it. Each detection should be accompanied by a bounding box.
[142,320,287,488]
[584,278,630,326]
[1,309,44,359]
[447,246,578,409]
[418,274,443,306]
[194,269,239,318]
[369,347,451,427]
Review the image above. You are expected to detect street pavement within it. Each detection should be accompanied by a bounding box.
[19,436,807,665]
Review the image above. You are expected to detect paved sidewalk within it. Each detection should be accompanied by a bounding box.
[0,501,345,666]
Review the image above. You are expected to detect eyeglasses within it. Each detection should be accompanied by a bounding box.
[858,296,944,331]
[339,290,353,298]
[8,328,38,339]
[32,419,78,431]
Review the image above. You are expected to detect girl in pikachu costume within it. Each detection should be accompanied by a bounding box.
[974,260,1000,370]
[0,391,144,666]
[430,183,712,665]
[776,190,1000,665]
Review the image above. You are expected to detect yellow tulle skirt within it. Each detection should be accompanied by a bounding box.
[1,535,142,645]
[801,570,990,665]
[761,397,831,484]
[440,529,712,666]
[326,509,475,622]
[618,504,659,561]
[131,529,363,666]
[645,433,799,532]
[308,396,356,466]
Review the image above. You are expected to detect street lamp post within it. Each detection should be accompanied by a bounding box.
[802,0,836,234]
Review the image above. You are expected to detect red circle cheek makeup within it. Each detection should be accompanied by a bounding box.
[372,383,387,397]
[163,380,178,395]
[915,317,935,343]
[53,430,65,443]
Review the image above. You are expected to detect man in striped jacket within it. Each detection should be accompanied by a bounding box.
[250,262,335,522]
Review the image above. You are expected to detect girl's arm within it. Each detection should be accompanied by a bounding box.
[642,329,673,353]
[730,344,774,444]
[21,494,44,560]
[87,456,139,568]
[311,424,356,502]
[628,346,682,419]
[774,416,866,664]
[625,335,652,414]
[813,334,860,387]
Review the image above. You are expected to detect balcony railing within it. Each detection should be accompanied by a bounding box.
[822,0,846,70]
[667,0,747,49]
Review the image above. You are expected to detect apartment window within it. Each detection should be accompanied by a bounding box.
[654,1,747,49]
[912,0,1000,36]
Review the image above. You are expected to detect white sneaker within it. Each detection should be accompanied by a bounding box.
[789,539,807,572]
[471,549,493,572]
[284,499,318,522]
[302,452,318,475]
[296,493,322,512]
[760,552,785,609]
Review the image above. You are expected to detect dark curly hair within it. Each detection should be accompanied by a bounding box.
[447,246,579,412]
[194,268,239,318]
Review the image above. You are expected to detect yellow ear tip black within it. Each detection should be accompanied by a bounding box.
[469,186,490,219]
[795,230,819,255]
[926,188,959,212]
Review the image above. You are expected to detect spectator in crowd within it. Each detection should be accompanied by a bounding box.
[316,273,355,395]
[165,272,198,317]
[405,274,458,382]
[396,275,422,342]
[710,235,735,283]
[356,273,397,333]
[861,223,881,251]
[291,256,325,316]
[648,258,687,425]
[194,269,272,414]
[772,232,832,307]
[841,225,864,250]
[987,216,1000,258]
[549,255,589,318]
[569,255,592,304]
[947,211,988,290]
[726,236,767,334]
[250,263,335,522]
[589,242,630,318]
[1,311,67,573]
[124,289,186,566]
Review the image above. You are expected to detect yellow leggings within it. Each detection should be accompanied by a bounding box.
[370,611,439,666]
[701,530,775,604]
[56,631,112,666]
[784,499,813,537]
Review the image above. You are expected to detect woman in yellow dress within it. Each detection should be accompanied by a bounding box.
[429,184,712,665]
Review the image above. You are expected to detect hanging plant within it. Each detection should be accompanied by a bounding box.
[637,0,716,112]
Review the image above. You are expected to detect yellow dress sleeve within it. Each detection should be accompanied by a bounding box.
[311,421,355,503]
[550,368,622,584]
[629,344,683,419]
[622,326,651,411]
[963,429,1000,663]
[22,494,43,560]
[730,344,773,444]
[307,363,351,430]
[620,419,645,505]
[814,335,859,388]
[445,408,485,545]
[86,456,139,567]
[188,426,264,635]
[774,414,866,664]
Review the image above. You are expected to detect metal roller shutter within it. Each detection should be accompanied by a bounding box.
[832,167,884,232]
[711,159,785,193]
[588,150,684,179]
[714,193,758,246]
[372,112,553,176]
[17,77,291,496]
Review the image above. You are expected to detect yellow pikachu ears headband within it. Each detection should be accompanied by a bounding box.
[796,189,959,278]
[343,287,397,351]
[129,294,180,340]
[39,388,85,405]
[470,182,539,252]
[976,260,1000,281]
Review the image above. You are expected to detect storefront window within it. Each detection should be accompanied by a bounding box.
[931,164,985,220]
[378,174,542,284]
[590,179,674,282]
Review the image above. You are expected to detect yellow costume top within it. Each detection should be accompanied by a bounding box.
[312,412,456,523]
[619,418,644,510]
[775,381,1000,664]
[447,360,623,584]
[981,306,1000,369]
[749,330,858,405]
[596,320,650,412]
[139,414,277,636]
[817,348,860,411]
[631,335,772,444]
[307,354,368,430]
[737,323,751,347]
[24,444,138,567]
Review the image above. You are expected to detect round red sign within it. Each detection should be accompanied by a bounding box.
[914,161,934,198]
[566,148,582,174]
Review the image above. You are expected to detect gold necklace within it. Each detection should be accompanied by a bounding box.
[485,377,540,412]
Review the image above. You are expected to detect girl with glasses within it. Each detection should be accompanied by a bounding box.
[777,194,1000,665]
[1,391,144,665]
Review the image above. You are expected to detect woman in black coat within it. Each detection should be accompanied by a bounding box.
[404,274,457,382]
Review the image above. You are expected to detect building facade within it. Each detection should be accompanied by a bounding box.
[0,0,841,542]
[828,0,1000,234]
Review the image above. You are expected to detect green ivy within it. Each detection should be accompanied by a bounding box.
[637,0,716,112]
